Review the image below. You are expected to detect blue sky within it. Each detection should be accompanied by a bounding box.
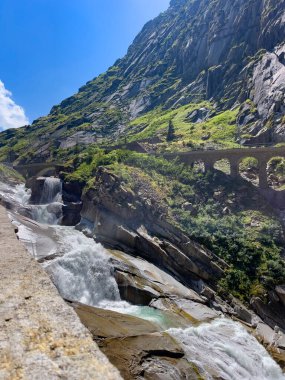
[0,0,169,129]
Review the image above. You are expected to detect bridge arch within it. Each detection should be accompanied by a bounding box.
[213,158,231,175]
[36,167,57,178]
[13,163,63,179]
[192,159,206,173]
[267,156,285,190]
[162,146,285,189]
[238,157,259,187]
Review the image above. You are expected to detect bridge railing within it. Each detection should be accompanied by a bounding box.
[162,143,284,154]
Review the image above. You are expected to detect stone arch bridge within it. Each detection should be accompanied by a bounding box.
[13,162,63,179]
[163,146,285,189]
[13,147,285,189]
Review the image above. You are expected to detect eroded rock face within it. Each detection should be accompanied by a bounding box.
[28,176,46,204]
[71,302,160,338]
[0,206,122,380]
[71,302,201,380]
[78,168,226,288]
[100,333,196,380]
[251,296,285,331]
[240,43,285,144]
[75,168,285,367]
[70,302,205,379]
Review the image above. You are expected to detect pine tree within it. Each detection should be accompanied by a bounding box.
[166,120,175,142]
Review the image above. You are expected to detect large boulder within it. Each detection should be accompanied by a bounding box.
[70,302,159,338]
[100,333,200,380]
[251,297,285,331]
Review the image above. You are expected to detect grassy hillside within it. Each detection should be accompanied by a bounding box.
[121,102,240,150]
[0,101,240,165]
[62,149,285,302]
[0,164,24,184]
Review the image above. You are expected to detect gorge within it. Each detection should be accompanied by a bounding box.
[1,0,285,378]
[0,170,285,379]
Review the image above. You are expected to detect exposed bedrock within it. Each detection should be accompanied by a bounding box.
[26,176,83,225]
[71,168,285,365]
[78,168,227,289]
[240,43,285,144]
[26,171,285,344]
[0,206,122,380]
[21,172,285,370]
[69,302,217,380]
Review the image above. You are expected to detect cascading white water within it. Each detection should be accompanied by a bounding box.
[31,203,62,225]
[168,318,285,380]
[40,178,62,204]
[45,228,121,305]
[32,177,63,224]
[0,177,64,225]
[0,182,31,206]
[1,180,285,377]
[14,183,32,204]
[44,226,171,326]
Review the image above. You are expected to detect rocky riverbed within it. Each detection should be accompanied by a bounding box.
[1,177,285,379]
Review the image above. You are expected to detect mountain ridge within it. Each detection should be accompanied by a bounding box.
[0,0,285,162]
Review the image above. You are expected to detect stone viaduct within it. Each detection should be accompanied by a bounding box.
[13,162,63,179]
[12,146,285,189]
[163,146,285,189]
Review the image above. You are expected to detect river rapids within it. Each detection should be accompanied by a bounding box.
[0,178,284,380]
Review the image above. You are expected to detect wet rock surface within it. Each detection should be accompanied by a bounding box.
[0,206,121,380]
[2,178,285,377]
[99,333,200,380]
[69,303,203,380]
[70,302,160,338]
[74,169,285,372]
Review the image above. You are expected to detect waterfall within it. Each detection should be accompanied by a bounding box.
[45,227,121,305]
[44,226,170,326]
[40,177,62,204]
[168,318,285,380]
[31,177,63,225]
[1,180,285,377]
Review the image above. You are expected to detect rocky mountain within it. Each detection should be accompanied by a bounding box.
[1,2,285,375]
[1,0,285,162]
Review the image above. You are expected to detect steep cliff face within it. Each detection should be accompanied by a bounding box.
[1,0,285,162]
[50,0,285,117]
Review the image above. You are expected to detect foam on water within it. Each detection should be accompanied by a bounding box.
[13,183,31,204]
[2,179,285,377]
[0,182,31,206]
[33,178,63,224]
[168,318,285,380]
[31,203,62,225]
[45,228,120,305]
[44,227,169,326]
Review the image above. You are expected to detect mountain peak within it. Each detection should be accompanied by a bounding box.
[1,0,285,160]
[170,0,187,7]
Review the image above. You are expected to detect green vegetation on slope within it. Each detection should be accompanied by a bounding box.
[0,101,240,164]
[62,149,285,302]
[0,164,24,183]
[122,102,239,151]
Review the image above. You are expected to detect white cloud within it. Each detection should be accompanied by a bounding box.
[0,80,29,131]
